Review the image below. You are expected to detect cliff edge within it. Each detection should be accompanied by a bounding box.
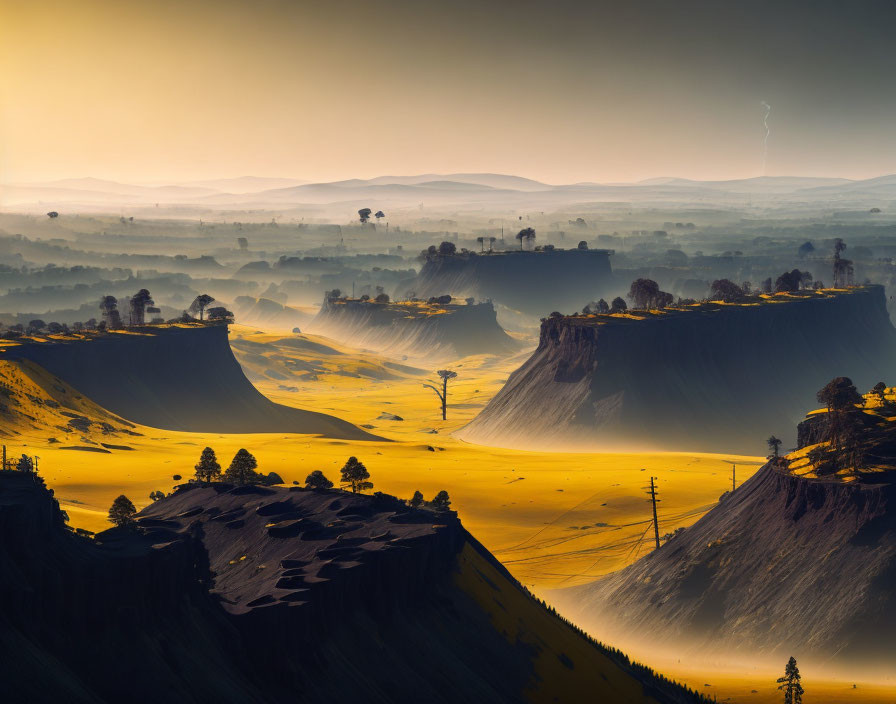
[460,286,896,453]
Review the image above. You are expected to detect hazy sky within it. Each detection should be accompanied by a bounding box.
[2,0,895,184]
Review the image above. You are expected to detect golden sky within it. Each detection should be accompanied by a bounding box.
[2,0,895,184]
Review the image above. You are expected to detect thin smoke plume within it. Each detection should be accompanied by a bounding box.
[761,101,771,174]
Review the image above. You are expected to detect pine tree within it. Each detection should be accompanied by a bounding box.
[409,490,424,508]
[767,436,782,458]
[194,446,221,482]
[340,456,372,493]
[224,449,258,485]
[431,490,451,511]
[108,495,137,528]
[776,656,804,704]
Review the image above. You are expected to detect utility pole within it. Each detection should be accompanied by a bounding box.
[645,475,661,550]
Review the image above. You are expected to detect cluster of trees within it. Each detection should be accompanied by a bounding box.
[582,298,627,315]
[192,446,281,486]
[1,450,38,472]
[357,208,386,224]
[627,279,674,310]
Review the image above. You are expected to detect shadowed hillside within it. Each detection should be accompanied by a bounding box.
[407,248,616,319]
[460,286,896,453]
[0,471,708,703]
[0,325,379,441]
[549,389,896,673]
[307,296,520,361]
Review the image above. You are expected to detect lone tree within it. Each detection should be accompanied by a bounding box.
[577,240,588,250]
[190,294,215,321]
[340,456,372,493]
[206,306,235,323]
[128,288,154,326]
[108,495,137,528]
[610,296,627,313]
[776,656,804,704]
[99,295,122,329]
[358,207,372,224]
[774,269,803,293]
[305,470,334,489]
[515,227,536,250]
[16,454,34,472]
[872,382,888,404]
[817,377,863,450]
[409,490,424,508]
[431,490,451,511]
[627,278,671,309]
[224,449,259,485]
[194,446,221,482]
[832,238,854,288]
[424,369,458,420]
[767,435,782,458]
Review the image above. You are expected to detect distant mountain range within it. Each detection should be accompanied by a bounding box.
[3,172,896,211]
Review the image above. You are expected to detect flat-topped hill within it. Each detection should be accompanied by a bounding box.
[408,248,616,319]
[0,471,708,703]
[460,286,896,453]
[549,392,896,673]
[307,296,520,361]
[0,324,379,440]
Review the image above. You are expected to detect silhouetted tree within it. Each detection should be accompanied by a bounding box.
[410,490,424,507]
[190,294,215,321]
[817,377,863,450]
[516,227,536,250]
[797,241,815,258]
[194,447,221,482]
[237,236,248,250]
[610,297,627,313]
[224,449,258,485]
[27,319,46,333]
[761,277,773,293]
[577,240,589,250]
[437,241,457,256]
[832,238,854,288]
[128,288,154,326]
[872,382,887,403]
[47,322,63,334]
[108,495,137,528]
[149,490,165,501]
[628,278,662,309]
[776,657,804,704]
[374,292,390,304]
[340,456,372,493]
[305,470,334,489]
[431,490,451,511]
[16,454,34,472]
[476,236,486,252]
[710,279,745,303]
[358,208,372,224]
[767,436,782,458]
[47,211,59,218]
[424,369,457,420]
[99,295,122,329]
[374,210,385,221]
[774,269,803,293]
[206,306,234,323]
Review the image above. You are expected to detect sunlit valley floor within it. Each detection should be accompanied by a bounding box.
[4,324,893,702]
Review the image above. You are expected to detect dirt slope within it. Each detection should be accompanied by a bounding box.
[0,325,380,441]
[0,472,708,703]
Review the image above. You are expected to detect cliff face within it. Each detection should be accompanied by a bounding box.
[307,298,519,361]
[460,287,896,453]
[409,249,615,318]
[0,472,706,704]
[549,463,896,672]
[0,325,379,440]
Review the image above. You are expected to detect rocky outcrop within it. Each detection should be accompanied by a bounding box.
[0,325,379,440]
[408,249,615,318]
[0,471,708,703]
[460,287,896,453]
[307,298,520,361]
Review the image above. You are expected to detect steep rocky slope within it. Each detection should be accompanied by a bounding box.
[0,471,708,703]
[307,297,520,361]
[407,248,616,319]
[460,286,896,453]
[550,396,896,672]
[0,325,379,440]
